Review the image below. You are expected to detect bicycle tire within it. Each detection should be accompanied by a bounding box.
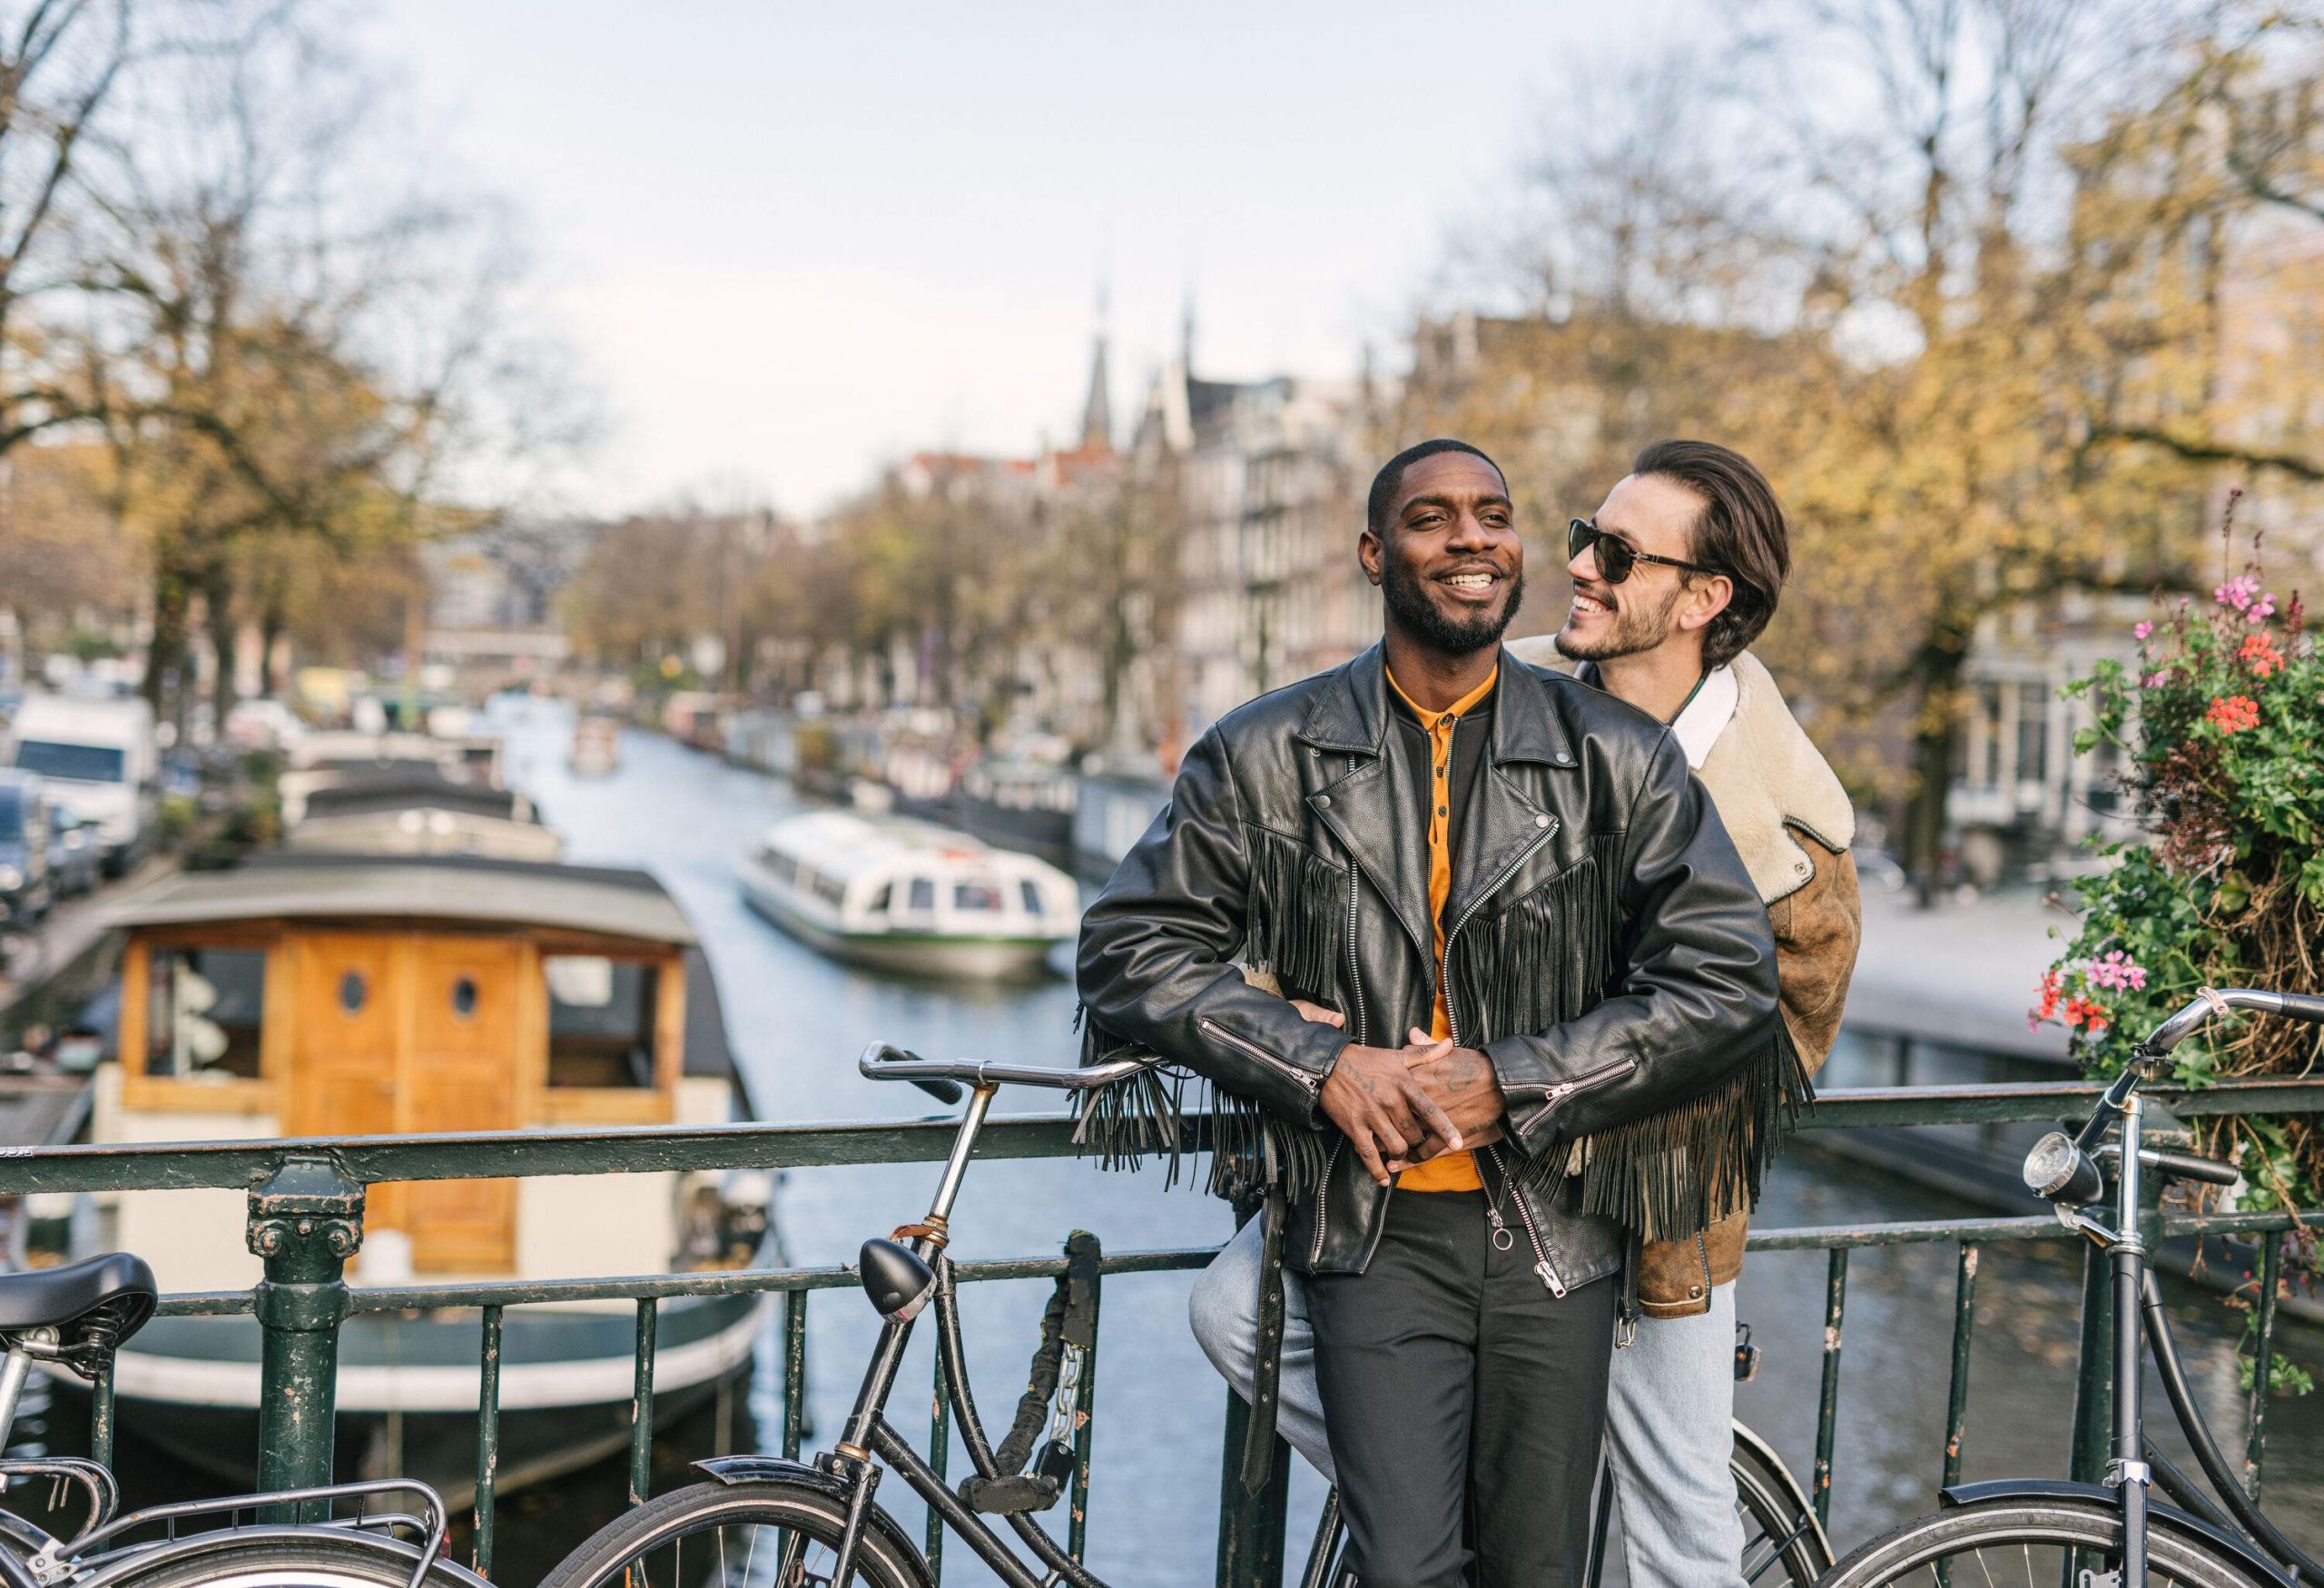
[81,1534,478,1588]
[1728,1434,1831,1584]
[540,1480,931,1588]
[1821,1496,2273,1587]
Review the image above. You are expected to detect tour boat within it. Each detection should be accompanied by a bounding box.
[570,715,621,777]
[734,810,1077,980]
[63,851,767,1500]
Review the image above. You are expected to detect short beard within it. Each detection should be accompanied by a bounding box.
[1554,578,1685,662]
[1382,563,1526,656]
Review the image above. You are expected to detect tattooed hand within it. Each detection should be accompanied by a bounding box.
[1319,1037,1463,1186]
[1404,1029,1507,1155]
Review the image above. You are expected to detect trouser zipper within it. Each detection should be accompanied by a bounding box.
[1487,1145,1566,1297]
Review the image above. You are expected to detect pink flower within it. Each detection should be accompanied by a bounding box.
[2217,575,2260,612]
[2142,672,2168,687]
[2086,951,2148,992]
[2249,597,2277,622]
[2133,621,2152,639]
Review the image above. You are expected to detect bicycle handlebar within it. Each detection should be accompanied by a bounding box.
[858,1041,1157,1105]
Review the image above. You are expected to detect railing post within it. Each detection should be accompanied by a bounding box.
[1215,1199,1288,1588]
[246,1155,363,1514]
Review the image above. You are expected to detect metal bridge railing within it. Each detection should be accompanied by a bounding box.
[0,1076,2316,1587]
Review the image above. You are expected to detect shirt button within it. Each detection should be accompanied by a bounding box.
[1554,751,1575,766]
[1438,805,1448,817]
[1534,814,1551,828]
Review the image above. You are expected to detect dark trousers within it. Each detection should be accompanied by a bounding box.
[1308,1189,1615,1588]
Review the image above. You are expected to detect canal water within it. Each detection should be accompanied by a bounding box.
[480,699,2319,1584]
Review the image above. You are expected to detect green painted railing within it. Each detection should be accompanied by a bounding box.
[0,1073,2316,1585]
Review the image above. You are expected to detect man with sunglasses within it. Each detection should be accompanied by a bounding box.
[1188,439,1860,1587]
[1083,438,1799,1585]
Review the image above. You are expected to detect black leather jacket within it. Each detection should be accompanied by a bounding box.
[1076,643,1788,1280]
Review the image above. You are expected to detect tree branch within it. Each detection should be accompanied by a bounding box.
[2091,425,2324,484]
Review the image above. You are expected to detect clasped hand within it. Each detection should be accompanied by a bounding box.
[1293,1001,1508,1187]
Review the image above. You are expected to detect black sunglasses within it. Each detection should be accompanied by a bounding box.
[1568,518,1713,584]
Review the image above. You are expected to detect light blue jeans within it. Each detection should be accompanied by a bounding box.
[1191,1218,1746,1588]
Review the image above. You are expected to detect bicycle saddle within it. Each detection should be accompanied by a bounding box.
[0,1253,157,1374]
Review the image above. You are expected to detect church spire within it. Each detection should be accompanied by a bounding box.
[1078,281,1112,452]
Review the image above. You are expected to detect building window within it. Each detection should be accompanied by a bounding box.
[146,948,267,1080]
[2016,682,2051,787]
[546,956,659,1089]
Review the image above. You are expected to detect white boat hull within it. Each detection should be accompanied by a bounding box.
[738,871,1063,981]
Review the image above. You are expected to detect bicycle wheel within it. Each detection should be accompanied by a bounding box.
[1820,1496,2271,1587]
[1728,1432,1831,1585]
[88,1534,478,1588]
[541,1480,931,1588]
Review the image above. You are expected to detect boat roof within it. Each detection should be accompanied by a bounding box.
[108,853,697,946]
[762,810,1070,885]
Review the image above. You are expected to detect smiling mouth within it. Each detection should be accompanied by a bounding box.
[1439,570,1502,600]
[1570,589,1613,617]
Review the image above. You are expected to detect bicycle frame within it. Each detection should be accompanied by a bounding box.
[2027,985,2324,1586]
[816,1072,1111,1588]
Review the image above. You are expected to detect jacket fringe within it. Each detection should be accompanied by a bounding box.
[1241,825,1344,1008]
[1447,833,1625,1043]
[1072,1008,1331,1202]
[1509,1015,1815,1240]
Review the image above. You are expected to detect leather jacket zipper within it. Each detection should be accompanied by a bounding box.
[1310,1139,1343,1266]
[1503,1054,1640,1106]
[1341,863,1367,1047]
[1487,1144,1566,1297]
[1440,816,1561,1047]
[1198,1018,1322,1099]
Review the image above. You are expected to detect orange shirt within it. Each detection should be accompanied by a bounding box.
[1383,663,1497,1193]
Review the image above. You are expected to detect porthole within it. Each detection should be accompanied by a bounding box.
[338,971,368,1014]
[451,976,479,1020]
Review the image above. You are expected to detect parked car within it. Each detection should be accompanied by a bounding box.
[44,803,100,898]
[7,692,157,876]
[0,770,56,927]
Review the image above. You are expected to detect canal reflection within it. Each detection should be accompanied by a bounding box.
[492,698,2320,1586]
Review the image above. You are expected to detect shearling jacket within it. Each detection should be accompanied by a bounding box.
[1509,640,1863,1317]
[1074,641,1804,1283]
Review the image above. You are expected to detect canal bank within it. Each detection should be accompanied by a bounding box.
[471,698,2322,1582]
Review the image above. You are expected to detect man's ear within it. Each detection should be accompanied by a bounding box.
[1677,573,1733,635]
[1358,527,1383,587]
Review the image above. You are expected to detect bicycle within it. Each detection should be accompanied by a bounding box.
[543,1041,1834,1588]
[1820,985,2324,1588]
[0,1252,470,1588]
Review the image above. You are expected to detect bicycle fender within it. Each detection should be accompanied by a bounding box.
[1730,1419,1832,1563]
[688,1455,927,1576]
[68,1527,490,1588]
[693,1455,827,1489]
[1940,1480,2292,1586]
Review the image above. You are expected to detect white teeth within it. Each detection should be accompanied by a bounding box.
[1573,594,1608,615]
[1447,574,1494,588]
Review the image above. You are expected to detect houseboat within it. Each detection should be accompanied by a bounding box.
[73,851,765,1497]
[735,811,1077,980]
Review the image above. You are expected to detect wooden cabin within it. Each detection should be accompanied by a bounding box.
[97,853,742,1282]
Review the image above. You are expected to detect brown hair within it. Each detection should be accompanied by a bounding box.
[1631,439,1789,669]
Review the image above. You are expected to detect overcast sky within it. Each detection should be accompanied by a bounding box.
[367,3,1692,518]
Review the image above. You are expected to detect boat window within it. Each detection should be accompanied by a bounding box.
[546,955,658,1089]
[812,873,847,907]
[868,883,891,913]
[760,849,798,886]
[450,975,479,1020]
[144,947,267,1080]
[0,787,19,840]
[1019,880,1044,916]
[953,881,1003,912]
[907,877,936,912]
[338,972,368,1014]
